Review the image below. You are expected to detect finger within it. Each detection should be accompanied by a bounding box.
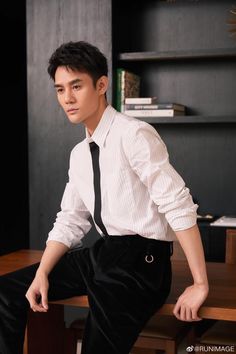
[180,305,186,321]
[25,290,37,308]
[26,292,47,313]
[41,291,49,310]
[173,302,181,320]
[185,307,192,322]
[32,303,47,312]
[191,308,202,321]
[28,297,46,312]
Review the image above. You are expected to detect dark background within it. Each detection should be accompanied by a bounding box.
[0,1,29,254]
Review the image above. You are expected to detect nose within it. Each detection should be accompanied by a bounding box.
[64,89,76,104]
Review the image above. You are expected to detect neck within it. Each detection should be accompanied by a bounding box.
[85,98,108,136]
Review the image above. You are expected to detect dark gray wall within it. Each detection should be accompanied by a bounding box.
[27,0,112,249]
[113,0,236,216]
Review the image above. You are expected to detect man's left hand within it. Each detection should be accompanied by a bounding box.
[173,283,209,321]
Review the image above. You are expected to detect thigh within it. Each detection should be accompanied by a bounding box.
[0,248,89,305]
[0,262,40,307]
[47,248,89,300]
[81,236,172,354]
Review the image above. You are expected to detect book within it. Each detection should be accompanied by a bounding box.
[210,216,236,227]
[124,109,184,117]
[197,214,215,222]
[125,97,158,104]
[124,103,185,112]
[116,68,140,112]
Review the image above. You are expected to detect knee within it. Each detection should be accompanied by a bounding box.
[0,264,37,308]
[0,274,28,309]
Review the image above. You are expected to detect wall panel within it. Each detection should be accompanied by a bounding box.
[27,0,112,248]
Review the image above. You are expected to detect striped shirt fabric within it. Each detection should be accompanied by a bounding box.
[47,105,198,248]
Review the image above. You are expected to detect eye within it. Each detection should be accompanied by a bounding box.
[56,88,64,94]
[73,84,81,91]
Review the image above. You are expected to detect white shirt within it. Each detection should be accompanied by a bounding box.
[47,105,198,248]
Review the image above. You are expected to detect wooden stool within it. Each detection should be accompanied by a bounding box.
[196,229,236,350]
[132,314,192,354]
[68,314,192,354]
[198,320,236,345]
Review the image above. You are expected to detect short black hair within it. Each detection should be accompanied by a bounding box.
[47,41,108,86]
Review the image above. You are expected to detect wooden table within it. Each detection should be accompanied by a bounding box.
[0,249,236,353]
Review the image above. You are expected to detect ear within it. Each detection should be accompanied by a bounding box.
[97,76,109,95]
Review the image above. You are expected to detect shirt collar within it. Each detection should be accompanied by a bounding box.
[86,105,116,148]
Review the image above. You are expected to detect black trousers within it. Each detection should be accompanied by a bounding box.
[0,235,172,354]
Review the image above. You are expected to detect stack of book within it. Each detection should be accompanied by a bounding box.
[124,97,185,117]
[116,68,140,113]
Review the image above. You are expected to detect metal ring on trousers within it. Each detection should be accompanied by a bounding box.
[145,254,154,263]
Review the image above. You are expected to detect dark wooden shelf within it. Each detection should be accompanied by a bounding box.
[118,48,236,62]
[133,115,236,124]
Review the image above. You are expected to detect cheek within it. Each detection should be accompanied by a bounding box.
[82,87,92,98]
[79,90,99,107]
[57,95,64,107]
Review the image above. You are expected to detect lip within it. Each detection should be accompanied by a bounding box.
[67,108,79,113]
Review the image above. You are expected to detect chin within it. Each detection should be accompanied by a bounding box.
[67,115,83,124]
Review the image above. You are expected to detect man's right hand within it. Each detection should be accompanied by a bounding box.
[25,240,69,312]
[25,270,49,312]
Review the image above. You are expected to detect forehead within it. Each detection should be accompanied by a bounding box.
[54,66,91,85]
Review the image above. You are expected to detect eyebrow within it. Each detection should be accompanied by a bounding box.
[54,78,83,88]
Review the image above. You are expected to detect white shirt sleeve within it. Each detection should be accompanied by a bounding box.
[123,122,198,231]
[46,151,92,248]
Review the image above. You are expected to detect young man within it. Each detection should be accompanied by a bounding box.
[0,41,209,354]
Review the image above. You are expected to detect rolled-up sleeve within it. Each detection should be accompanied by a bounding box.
[47,151,92,248]
[123,122,198,231]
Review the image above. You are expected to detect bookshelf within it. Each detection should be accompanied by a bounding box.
[112,0,236,257]
[113,0,236,125]
[134,115,236,124]
[119,48,236,62]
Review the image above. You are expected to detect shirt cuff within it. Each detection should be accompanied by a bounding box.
[46,225,84,249]
[167,208,198,232]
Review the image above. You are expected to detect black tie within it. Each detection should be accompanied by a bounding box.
[89,142,108,236]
